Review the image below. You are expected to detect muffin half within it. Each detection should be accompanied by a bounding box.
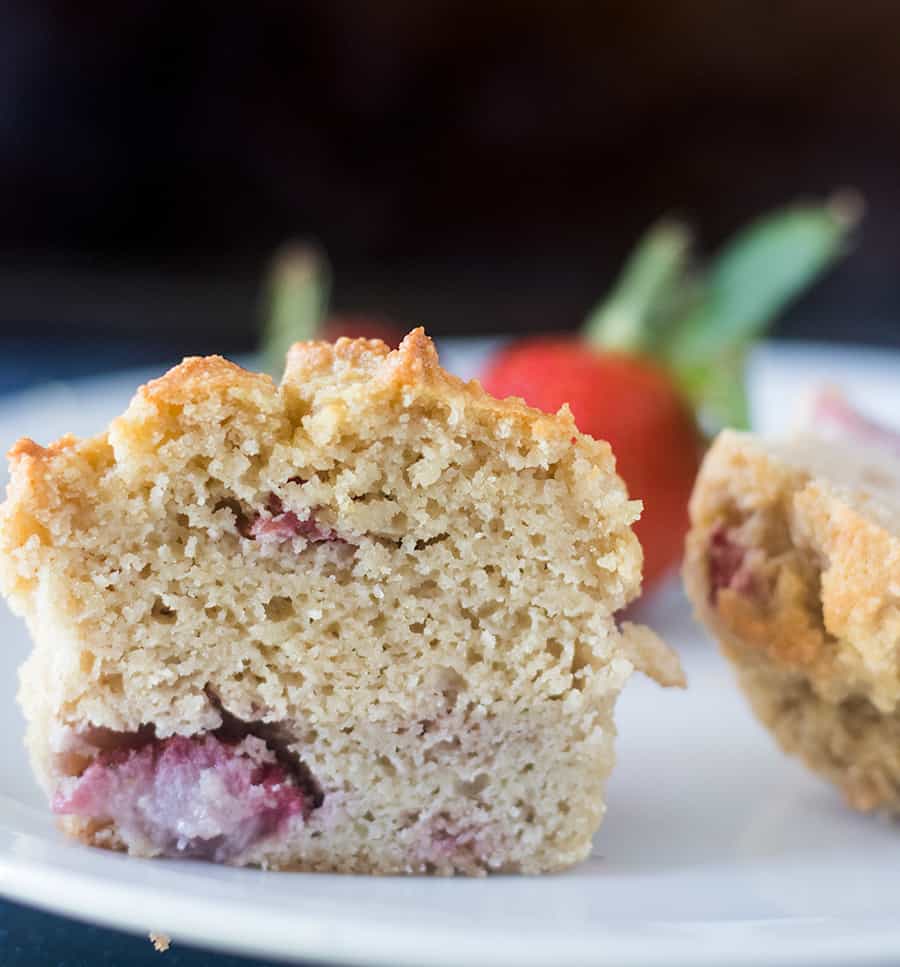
[685,423,900,811]
[1,330,681,873]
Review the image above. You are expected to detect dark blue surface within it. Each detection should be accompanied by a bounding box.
[0,339,327,967]
[0,338,192,396]
[0,904,285,967]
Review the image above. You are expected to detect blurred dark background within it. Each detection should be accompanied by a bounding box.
[1,5,899,963]
[1,0,900,368]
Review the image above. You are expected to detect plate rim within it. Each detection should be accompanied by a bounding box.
[4,826,900,967]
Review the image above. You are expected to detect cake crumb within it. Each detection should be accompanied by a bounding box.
[149,932,171,952]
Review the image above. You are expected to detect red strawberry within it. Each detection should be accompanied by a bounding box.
[482,339,701,588]
[479,199,856,593]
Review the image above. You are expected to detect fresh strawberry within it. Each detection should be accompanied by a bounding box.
[482,340,701,588]
[480,195,859,591]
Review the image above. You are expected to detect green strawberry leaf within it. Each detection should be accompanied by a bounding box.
[260,242,331,377]
[584,220,693,355]
[664,193,861,370]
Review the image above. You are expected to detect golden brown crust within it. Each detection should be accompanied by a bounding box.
[5,330,607,500]
[283,328,592,458]
[1,328,632,594]
[284,335,393,383]
[8,438,48,461]
[6,435,83,490]
[138,354,274,408]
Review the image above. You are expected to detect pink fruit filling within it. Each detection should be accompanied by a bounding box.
[53,734,310,861]
[248,495,342,545]
[812,388,900,458]
[707,524,755,602]
[415,814,503,872]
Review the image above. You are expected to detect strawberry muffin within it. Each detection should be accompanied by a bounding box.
[685,399,900,812]
[0,330,681,874]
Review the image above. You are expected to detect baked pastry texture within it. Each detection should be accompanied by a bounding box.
[685,422,900,812]
[0,329,681,874]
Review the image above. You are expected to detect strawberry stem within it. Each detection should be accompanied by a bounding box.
[663,192,862,371]
[584,192,861,434]
[261,242,331,377]
[661,191,862,432]
[583,220,692,354]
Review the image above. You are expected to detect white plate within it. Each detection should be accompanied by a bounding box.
[1,340,899,967]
